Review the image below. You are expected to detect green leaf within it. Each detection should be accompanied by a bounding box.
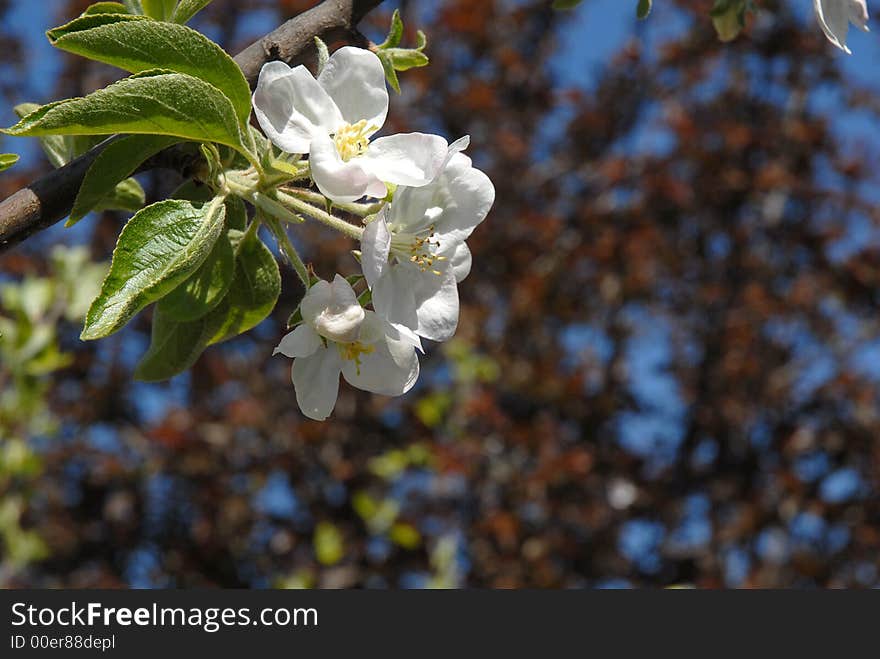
[376,10,429,91]
[71,134,105,158]
[12,107,147,215]
[314,37,329,76]
[552,0,583,8]
[82,2,130,15]
[383,48,429,71]
[13,102,39,118]
[379,9,404,49]
[378,53,401,94]
[134,228,279,381]
[171,0,212,24]
[170,179,214,203]
[69,134,179,225]
[141,0,177,20]
[13,103,103,168]
[81,196,226,340]
[225,195,247,231]
[122,0,144,13]
[357,286,371,308]
[4,71,245,152]
[205,230,280,345]
[47,15,251,125]
[47,12,138,38]
[134,305,221,381]
[637,0,652,19]
[0,153,19,172]
[14,103,65,167]
[157,228,233,321]
[92,177,145,213]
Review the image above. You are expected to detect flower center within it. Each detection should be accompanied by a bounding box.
[338,340,375,375]
[390,225,446,275]
[332,120,373,162]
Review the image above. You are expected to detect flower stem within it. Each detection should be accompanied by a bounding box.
[253,192,305,225]
[241,127,267,179]
[224,170,259,199]
[269,159,310,179]
[242,212,261,241]
[275,191,364,240]
[281,187,382,217]
[263,213,310,288]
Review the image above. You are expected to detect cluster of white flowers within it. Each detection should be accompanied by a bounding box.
[254,47,495,420]
[815,0,869,54]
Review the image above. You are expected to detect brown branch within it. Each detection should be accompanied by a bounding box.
[0,0,384,253]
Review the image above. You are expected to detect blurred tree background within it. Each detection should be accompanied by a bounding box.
[1,0,879,588]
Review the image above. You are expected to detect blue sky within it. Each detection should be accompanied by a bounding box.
[4,0,878,161]
[553,0,880,88]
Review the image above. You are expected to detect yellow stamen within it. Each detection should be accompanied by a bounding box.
[332,120,373,162]
[389,223,448,273]
[338,340,375,375]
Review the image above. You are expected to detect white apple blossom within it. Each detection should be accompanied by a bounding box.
[274,275,422,421]
[361,137,495,343]
[252,46,449,203]
[814,0,870,54]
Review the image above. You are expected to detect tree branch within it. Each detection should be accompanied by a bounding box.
[0,0,384,253]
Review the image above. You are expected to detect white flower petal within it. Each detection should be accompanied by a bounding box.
[314,307,364,344]
[274,324,322,358]
[361,207,392,289]
[365,141,491,342]
[815,0,870,54]
[444,135,471,168]
[299,278,332,325]
[411,268,460,342]
[384,184,436,234]
[372,266,419,330]
[448,242,473,282]
[381,139,473,234]
[292,348,343,421]
[373,264,460,342]
[387,153,495,246]
[364,178,389,199]
[428,154,496,246]
[318,46,389,130]
[253,61,342,154]
[361,133,449,187]
[310,132,384,203]
[341,337,420,396]
[300,275,364,343]
[385,321,424,369]
[355,310,385,345]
